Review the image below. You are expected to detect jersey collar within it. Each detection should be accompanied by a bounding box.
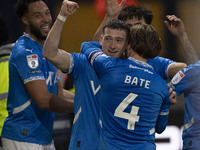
[128,57,154,70]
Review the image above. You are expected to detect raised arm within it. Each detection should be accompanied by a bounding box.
[93,0,126,41]
[43,0,79,73]
[165,15,199,65]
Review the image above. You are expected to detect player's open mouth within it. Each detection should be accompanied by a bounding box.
[108,50,117,53]
[41,25,50,32]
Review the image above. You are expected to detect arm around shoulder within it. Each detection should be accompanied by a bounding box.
[168,62,187,79]
[43,0,79,72]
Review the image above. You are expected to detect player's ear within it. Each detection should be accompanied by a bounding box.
[22,14,29,26]
[127,44,132,50]
[126,44,132,56]
[99,35,103,45]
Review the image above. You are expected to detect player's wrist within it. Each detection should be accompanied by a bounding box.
[57,14,67,22]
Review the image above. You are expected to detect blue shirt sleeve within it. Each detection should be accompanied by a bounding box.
[12,45,45,83]
[81,41,102,55]
[155,95,171,134]
[169,61,200,95]
[147,56,175,80]
[81,41,119,78]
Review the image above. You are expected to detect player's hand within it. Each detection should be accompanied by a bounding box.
[168,85,177,105]
[60,0,79,17]
[106,0,126,18]
[164,15,186,38]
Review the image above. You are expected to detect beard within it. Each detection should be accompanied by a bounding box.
[29,23,47,41]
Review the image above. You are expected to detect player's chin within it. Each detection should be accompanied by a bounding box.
[40,33,48,40]
[113,53,122,58]
[107,52,119,58]
[41,31,49,38]
[43,31,50,36]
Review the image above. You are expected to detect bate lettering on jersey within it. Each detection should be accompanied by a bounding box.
[27,54,39,69]
[124,75,150,89]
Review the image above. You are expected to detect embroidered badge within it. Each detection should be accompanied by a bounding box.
[27,54,39,69]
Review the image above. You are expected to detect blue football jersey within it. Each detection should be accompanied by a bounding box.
[67,53,101,150]
[1,34,58,144]
[81,41,171,150]
[148,56,175,80]
[169,61,200,150]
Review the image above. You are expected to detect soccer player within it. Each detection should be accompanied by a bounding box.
[43,0,103,149]
[168,15,200,150]
[43,0,178,149]
[81,20,171,150]
[170,61,200,150]
[1,0,76,149]
[94,0,187,80]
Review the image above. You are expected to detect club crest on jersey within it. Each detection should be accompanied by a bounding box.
[171,70,185,84]
[27,54,39,69]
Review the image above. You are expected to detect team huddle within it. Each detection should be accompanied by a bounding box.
[1,0,200,150]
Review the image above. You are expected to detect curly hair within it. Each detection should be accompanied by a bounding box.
[118,5,153,25]
[14,0,47,18]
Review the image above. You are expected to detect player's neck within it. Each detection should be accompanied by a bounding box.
[129,51,147,63]
[25,29,45,47]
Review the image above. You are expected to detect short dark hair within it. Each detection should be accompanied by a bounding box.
[103,20,130,41]
[118,5,153,25]
[129,23,161,59]
[14,0,47,18]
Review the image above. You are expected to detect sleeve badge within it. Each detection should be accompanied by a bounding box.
[26,54,39,69]
[171,70,185,84]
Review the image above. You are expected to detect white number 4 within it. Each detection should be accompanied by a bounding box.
[114,93,140,130]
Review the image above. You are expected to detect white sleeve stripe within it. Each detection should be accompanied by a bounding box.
[24,76,45,84]
[73,107,82,124]
[159,111,169,115]
[183,117,194,131]
[13,99,31,114]
[149,127,155,135]
[67,54,74,74]
[166,62,176,79]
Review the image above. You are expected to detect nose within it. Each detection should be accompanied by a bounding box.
[110,41,116,50]
[42,14,51,23]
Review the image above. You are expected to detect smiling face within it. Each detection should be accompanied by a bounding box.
[22,1,52,43]
[100,28,128,58]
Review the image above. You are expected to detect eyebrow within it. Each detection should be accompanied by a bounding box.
[127,24,133,27]
[32,8,50,16]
